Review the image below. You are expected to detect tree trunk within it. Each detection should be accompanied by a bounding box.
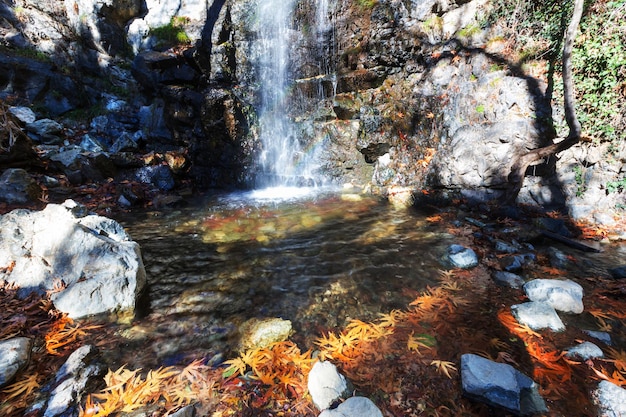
[503,0,585,205]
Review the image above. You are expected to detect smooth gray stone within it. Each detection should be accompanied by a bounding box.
[461,354,547,416]
[511,301,565,332]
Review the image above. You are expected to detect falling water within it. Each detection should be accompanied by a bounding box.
[254,0,313,188]
[316,0,337,92]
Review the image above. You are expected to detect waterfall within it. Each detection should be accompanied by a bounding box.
[253,0,307,188]
[251,0,338,191]
[316,0,336,86]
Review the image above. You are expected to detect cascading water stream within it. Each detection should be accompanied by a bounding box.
[316,0,337,97]
[252,0,337,194]
[254,0,308,189]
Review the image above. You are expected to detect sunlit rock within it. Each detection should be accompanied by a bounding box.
[0,200,146,319]
[510,301,565,332]
[387,186,415,209]
[0,338,31,387]
[239,318,292,351]
[565,341,604,360]
[318,396,383,417]
[307,361,350,411]
[8,106,36,124]
[44,345,104,417]
[594,381,626,417]
[523,279,584,314]
[461,353,547,416]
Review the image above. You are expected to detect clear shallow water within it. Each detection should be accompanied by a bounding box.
[106,189,626,374]
[109,190,455,368]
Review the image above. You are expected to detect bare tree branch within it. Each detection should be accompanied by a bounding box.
[504,0,585,204]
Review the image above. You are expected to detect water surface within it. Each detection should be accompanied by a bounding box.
[111,190,454,368]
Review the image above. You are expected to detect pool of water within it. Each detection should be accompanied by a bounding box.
[108,189,456,368]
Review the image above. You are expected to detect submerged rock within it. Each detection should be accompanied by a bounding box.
[594,381,626,417]
[510,301,565,332]
[0,338,31,387]
[609,266,626,279]
[445,244,479,269]
[239,318,292,351]
[461,353,547,416]
[318,396,383,417]
[584,330,612,345]
[565,342,604,360]
[492,271,525,289]
[308,361,350,411]
[523,279,584,314]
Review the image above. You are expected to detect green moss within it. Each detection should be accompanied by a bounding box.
[457,23,481,40]
[355,0,378,10]
[422,14,443,33]
[150,17,191,46]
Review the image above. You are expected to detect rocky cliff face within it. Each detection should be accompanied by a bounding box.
[1,0,624,221]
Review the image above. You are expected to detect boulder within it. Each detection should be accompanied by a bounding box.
[307,361,350,411]
[0,338,31,387]
[523,279,584,314]
[510,302,565,332]
[461,353,547,416]
[8,106,36,124]
[25,119,64,144]
[0,200,146,319]
[0,168,42,204]
[318,396,383,417]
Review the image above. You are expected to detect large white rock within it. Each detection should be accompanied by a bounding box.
[0,200,146,319]
[510,301,565,332]
[523,279,584,314]
[307,361,350,411]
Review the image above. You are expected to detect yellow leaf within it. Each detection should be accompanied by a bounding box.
[431,360,457,379]
[2,373,40,401]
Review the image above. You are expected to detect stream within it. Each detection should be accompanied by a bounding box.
[103,188,625,382]
[108,188,456,368]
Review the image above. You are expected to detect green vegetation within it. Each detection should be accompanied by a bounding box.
[606,177,626,194]
[355,0,378,10]
[485,0,625,146]
[475,104,485,114]
[573,165,587,197]
[0,45,51,63]
[422,14,443,33]
[150,16,191,46]
[571,2,626,143]
[457,23,481,40]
